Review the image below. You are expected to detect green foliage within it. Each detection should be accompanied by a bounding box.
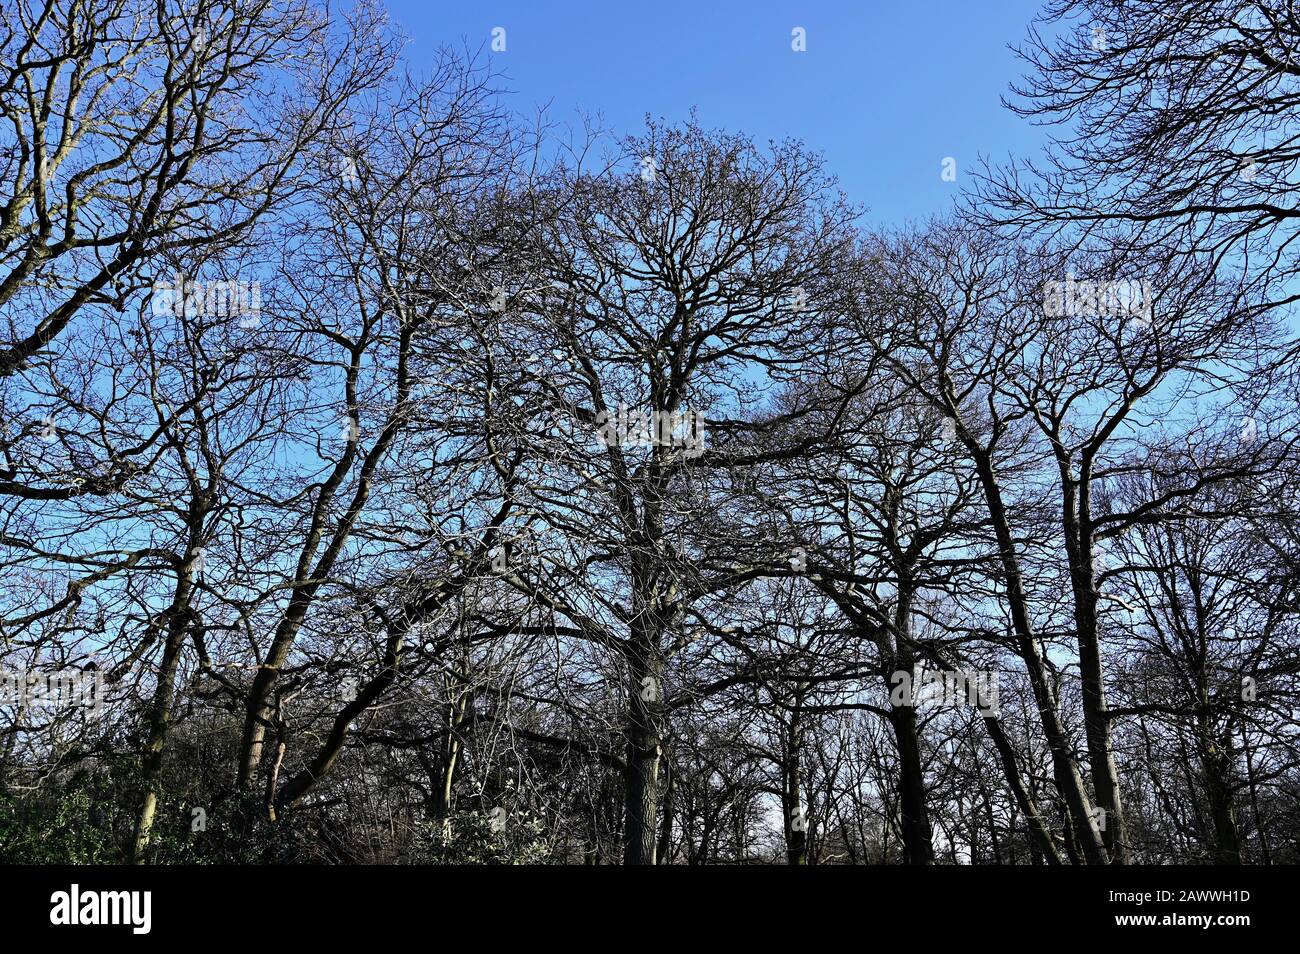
[408,811,553,865]
[0,765,132,863]
[0,759,307,865]
[140,790,308,865]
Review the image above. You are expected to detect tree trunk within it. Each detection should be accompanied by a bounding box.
[1198,719,1242,864]
[656,760,674,865]
[969,447,1109,863]
[888,703,933,864]
[784,712,809,865]
[130,615,187,863]
[130,533,200,864]
[887,590,934,864]
[622,630,663,865]
[980,709,1062,864]
[1061,466,1130,862]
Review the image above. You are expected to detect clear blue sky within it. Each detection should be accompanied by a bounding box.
[385,0,1051,227]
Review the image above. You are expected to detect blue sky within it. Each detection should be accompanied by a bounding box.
[386,0,1051,227]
